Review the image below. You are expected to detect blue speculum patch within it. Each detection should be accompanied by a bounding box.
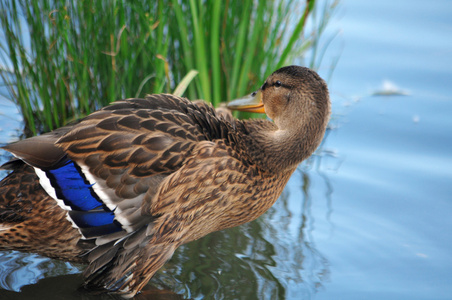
[46,160,122,234]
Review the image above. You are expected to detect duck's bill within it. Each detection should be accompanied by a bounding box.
[227,90,265,113]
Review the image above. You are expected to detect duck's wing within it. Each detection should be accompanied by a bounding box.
[2,94,229,244]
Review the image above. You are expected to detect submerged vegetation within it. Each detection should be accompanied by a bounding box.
[0,0,336,135]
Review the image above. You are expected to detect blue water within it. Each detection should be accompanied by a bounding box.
[311,0,452,299]
[0,0,451,299]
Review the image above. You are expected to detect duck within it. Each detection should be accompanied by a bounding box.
[0,65,330,298]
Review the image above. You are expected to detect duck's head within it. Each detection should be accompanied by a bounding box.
[228,65,330,132]
[228,65,331,170]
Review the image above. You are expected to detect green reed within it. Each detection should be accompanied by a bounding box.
[0,0,334,136]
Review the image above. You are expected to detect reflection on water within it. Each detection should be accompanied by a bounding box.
[0,273,186,300]
[0,251,82,292]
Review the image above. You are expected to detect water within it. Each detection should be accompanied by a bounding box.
[1,0,452,299]
[312,1,452,299]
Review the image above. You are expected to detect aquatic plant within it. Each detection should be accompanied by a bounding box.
[0,0,329,135]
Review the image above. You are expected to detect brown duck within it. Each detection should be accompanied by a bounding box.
[0,66,330,297]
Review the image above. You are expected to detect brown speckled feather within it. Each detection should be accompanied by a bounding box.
[0,162,82,261]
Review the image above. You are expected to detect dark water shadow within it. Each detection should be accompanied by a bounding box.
[0,273,186,300]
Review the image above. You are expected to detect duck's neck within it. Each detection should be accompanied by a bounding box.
[244,118,327,174]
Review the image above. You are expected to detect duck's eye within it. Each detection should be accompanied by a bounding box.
[275,80,282,88]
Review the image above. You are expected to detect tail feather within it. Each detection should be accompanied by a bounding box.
[83,226,176,297]
[83,242,121,275]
